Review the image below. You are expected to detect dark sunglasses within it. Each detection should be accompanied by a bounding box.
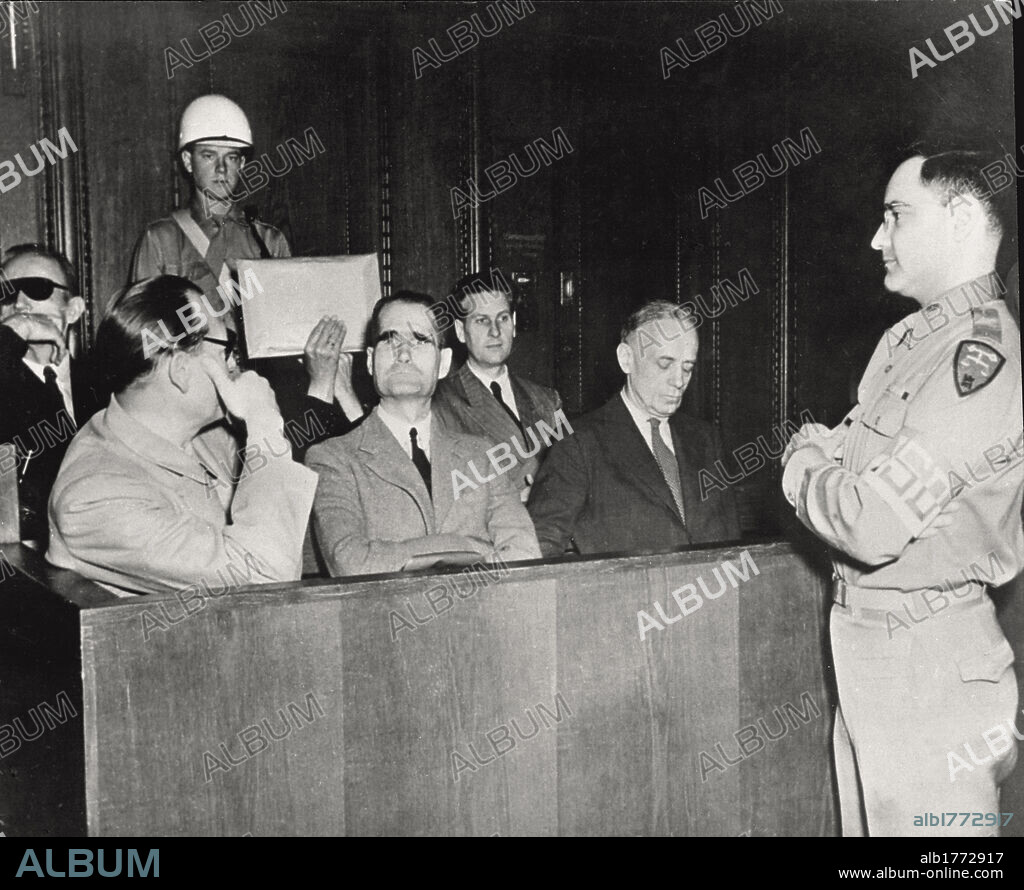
[0,277,71,304]
[202,330,239,360]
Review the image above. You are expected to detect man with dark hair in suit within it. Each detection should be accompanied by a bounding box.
[0,244,103,544]
[306,290,540,577]
[782,146,1022,837]
[47,275,317,596]
[528,301,740,557]
[434,271,563,502]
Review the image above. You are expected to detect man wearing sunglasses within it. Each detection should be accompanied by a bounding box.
[306,291,539,577]
[0,244,103,543]
[46,275,317,596]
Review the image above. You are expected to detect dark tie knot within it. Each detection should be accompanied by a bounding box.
[490,381,502,399]
[44,366,58,385]
[409,426,432,498]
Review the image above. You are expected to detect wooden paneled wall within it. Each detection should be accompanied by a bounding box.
[6,0,1017,537]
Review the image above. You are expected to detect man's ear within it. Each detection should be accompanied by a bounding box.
[948,192,980,243]
[166,350,192,395]
[510,311,517,339]
[64,296,85,325]
[616,341,634,376]
[180,149,194,175]
[454,319,466,345]
[366,346,376,383]
[438,347,453,380]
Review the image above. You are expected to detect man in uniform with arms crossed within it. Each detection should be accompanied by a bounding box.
[783,147,1022,836]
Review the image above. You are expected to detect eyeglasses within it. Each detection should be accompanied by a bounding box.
[375,330,438,352]
[202,330,240,361]
[0,277,71,304]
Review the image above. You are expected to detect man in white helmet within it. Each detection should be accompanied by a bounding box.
[130,94,290,310]
[130,94,363,453]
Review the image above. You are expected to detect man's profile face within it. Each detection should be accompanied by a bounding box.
[455,289,515,371]
[186,302,235,425]
[0,252,83,331]
[617,316,698,419]
[182,143,244,204]
[870,156,955,304]
[368,301,448,402]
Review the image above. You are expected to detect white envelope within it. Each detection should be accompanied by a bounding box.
[238,254,382,358]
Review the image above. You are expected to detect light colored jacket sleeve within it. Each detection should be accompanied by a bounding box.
[783,351,1023,567]
[306,442,493,577]
[481,450,542,563]
[50,450,317,594]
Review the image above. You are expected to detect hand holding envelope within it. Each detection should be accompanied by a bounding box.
[239,254,382,359]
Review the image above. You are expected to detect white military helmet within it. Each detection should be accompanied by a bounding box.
[178,95,253,150]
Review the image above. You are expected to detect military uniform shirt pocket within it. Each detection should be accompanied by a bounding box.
[862,388,909,438]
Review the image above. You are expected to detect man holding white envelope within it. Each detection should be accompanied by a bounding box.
[306,291,540,577]
[129,94,364,453]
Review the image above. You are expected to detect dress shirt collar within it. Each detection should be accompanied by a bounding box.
[620,388,675,454]
[190,194,245,227]
[887,272,1006,356]
[103,394,225,485]
[922,271,1005,313]
[22,353,74,420]
[466,360,509,389]
[375,403,432,460]
[467,362,519,416]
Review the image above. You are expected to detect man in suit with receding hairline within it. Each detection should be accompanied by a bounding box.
[306,291,540,577]
[528,300,740,557]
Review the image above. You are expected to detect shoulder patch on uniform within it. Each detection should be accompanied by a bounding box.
[971,306,1003,344]
[954,340,1005,396]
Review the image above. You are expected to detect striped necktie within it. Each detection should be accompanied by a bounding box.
[649,417,685,524]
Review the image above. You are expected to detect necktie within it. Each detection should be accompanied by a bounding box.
[649,418,686,524]
[410,427,432,498]
[490,381,524,435]
[43,366,69,417]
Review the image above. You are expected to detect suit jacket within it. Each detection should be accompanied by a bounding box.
[0,325,105,542]
[527,393,740,557]
[47,395,317,595]
[433,363,563,491]
[305,409,541,577]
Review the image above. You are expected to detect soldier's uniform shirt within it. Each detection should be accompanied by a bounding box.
[129,196,290,305]
[783,274,1023,837]
[129,197,347,457]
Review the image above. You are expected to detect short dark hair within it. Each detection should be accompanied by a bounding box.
[1,243,77,293]
[447,269,514,319]
[97,275,207,394]
[903,142,1015,237]
[366,290,443,348]
[620,301,697,344]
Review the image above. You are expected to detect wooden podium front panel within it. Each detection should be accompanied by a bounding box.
[2,542,835,836]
